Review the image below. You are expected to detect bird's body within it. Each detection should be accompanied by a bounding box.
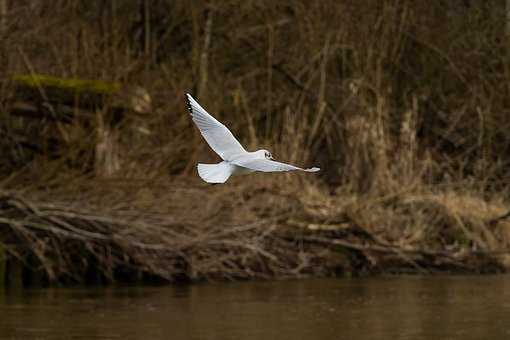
[185,93,320,183]
[197,159,251,184]
[196,151,265,183]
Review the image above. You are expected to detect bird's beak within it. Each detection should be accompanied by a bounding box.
[270,156,274,160]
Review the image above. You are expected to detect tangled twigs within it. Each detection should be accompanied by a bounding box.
[1,185,509,285]
[0,191,339,283]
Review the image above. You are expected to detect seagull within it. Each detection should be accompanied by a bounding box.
[185,93,320,183]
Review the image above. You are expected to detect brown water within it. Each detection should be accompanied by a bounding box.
[1,275,509,340]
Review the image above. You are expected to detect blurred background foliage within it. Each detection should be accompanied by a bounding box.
[1,0,510,193]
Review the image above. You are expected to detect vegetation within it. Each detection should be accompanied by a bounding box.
[13,74,120,95]
[1,1,510,285]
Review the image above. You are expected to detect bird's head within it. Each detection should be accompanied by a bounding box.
[256,149,274,160]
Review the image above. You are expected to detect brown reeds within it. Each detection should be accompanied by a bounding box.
[1,1,509,182]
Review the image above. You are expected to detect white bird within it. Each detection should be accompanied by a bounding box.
[185,93,320,183]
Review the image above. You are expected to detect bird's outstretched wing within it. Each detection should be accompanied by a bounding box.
[185,93,247,161]
[233,158,320,173]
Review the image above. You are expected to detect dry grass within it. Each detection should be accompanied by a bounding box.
[1,1,510,283]
[2,1,510,182]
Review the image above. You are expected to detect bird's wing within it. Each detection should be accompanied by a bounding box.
[186,93,247,161]
[233,158,320,173]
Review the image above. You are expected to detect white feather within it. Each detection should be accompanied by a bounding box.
[197,162,236,183]
[233,158,320,173]
[186,94,247,161]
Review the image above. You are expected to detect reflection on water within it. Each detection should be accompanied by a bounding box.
[1,275,509,340]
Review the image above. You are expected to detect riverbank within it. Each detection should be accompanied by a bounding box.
[1,174,509,287]
[3,2,510,286]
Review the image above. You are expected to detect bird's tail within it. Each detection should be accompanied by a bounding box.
[197,161,234,183]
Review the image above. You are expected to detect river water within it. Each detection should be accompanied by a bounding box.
[1,275,509,340]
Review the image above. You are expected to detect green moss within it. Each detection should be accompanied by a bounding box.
[13,74,120,95]
[12,74,122,113]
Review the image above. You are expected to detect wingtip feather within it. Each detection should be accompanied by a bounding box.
[306,167,320,172]
[184,93,194,114]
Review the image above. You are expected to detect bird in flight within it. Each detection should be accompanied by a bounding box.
[185,93,320,183]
